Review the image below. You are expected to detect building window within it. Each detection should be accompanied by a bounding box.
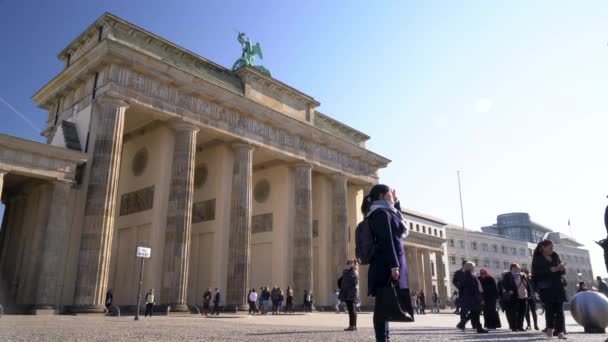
[511,247,517,255]
[503,261,510,269]
[471,241,477,250]
[482,243,488,252]
[493,260,500,269]
[502,246,508,254]
[483,259,490,267]
[492,245,498,253]
[449,255,456,265]
[416,224,420,231]
[410,222,413,230]
[473,258,479,265]
[439,230,443,238]
[431,261,436,277]
[422,226,426,233]
[459,240,464,248]
[433,228,437,236]
[522,263,528,270]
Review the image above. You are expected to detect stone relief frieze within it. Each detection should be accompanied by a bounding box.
[252,213,273,234]
[119,186,154,216]
[0,148,75,174]
[192,198,215,223]
[108,66,375,177]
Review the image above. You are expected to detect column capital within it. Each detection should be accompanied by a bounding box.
[169,120,200,133]
[0,170,7,176]
[231,141,255,152]
[95,95,129,109]
[329,173,348,182]
[291,161,314,170]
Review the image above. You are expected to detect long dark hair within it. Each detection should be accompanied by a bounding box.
[533,239,553,257]
[361,184,390,215]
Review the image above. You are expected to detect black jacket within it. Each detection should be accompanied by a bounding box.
[532,252,567,303]
[339,268,359,302]
[502,272,530,305]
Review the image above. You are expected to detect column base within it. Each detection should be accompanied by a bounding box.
[223,304,247,313]
[67,304,107,314]
[165,303,189,313]
[30,305,58,315]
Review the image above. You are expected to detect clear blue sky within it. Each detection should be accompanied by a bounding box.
[1,1,608,278]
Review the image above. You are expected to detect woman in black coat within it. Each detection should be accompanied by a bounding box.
[532,239,567,339]
[364,184,411,342]
[457,262,488,334]
[339,259,359,331]
[478,269,501,329]
[501,263,531,332]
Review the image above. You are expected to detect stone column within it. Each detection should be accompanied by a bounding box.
[226,143,254,310]
[435,251,447,308]
[0,170,6,200]
[331,175,348,290]
[34,181,72,312]
[72,96,128,313]
[407,247,419,291]
[292,162,313,301]
[416,249,424,293]
[424,250,434,307]
[161,122,199,312]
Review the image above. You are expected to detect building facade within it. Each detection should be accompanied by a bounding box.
[481,212,552,244]
[0,13,391,314]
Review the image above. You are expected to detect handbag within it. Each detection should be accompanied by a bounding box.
[501,291,512,303]
[374,279,414,322]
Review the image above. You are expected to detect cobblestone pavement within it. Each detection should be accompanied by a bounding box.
[0,310,606,341]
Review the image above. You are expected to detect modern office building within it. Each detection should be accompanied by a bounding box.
[481,212,552,244]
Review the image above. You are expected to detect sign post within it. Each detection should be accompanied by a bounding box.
[134,246,151,321]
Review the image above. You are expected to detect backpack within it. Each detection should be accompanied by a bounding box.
[337,276,343,289]
[355,216,376,265]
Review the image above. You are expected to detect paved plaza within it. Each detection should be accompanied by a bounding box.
[0,310,606,341]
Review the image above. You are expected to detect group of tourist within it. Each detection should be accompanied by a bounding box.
[247,286,297,315]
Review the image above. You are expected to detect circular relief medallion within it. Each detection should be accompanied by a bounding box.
[132,147,149,177]
[194,164,208,189]
[254,179,271,203]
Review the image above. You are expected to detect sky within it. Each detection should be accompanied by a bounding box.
[1,1,608,278]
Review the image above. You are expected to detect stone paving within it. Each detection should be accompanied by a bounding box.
[0,310,606,341]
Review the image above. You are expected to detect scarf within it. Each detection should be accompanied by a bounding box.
[473,271,484,293]
[368,200,408,238]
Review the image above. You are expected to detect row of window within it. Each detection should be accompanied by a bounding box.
[406,221,443,238]
[448,255,528,270]
[447,239,590,264]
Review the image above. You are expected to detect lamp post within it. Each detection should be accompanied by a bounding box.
[457,171,469,259]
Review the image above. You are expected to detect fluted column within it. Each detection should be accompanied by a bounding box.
[226,143,254,310]
[407,247,419,291]
[331,175,348,290]
[436,251,447,307]
[416,249,424,292]
[292,162,313,301]
[73,96,128,313]
[0,170,6,200]
[35,181,72,311]
[424,249,433,306]
[161,121,199,312]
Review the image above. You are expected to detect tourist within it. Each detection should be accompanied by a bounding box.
[104,289,113,313]
[418,290,426,314]
[278,288,284,313]
[339,259,359,331]
[478,269,501,329]
[577,281,588,292]
[522,268,539,330]
[286,286,294,313]
[334,288,341,314]
[212,288,221,315]
[144,288,155,317]
[532,239,567,339]
[451,290,459,314]
[456,262,488,334]
[248,289,258,315]
[364,184,411,342]
[261,286,271,315]
[303,290,311,312]
[258,287,265,314]
[502,263,530,332]
[452,260,471,327]
[202,288,212,316]
[431,291,439,313]
[271,286,280,315]
[309,291,315,312]
[597,276,608,297]
[411,291,419,314]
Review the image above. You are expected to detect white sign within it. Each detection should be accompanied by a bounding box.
[136,246,151,258]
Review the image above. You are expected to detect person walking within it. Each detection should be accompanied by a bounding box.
[432,291,439,313]
[478,269,501,329]
[411,291,419,314]
[261,286,271,315]
[144,288,155,317]
[597,276,608,297]
[364,184,412,342]
[457,262,488,334]
[451,290,459,314]
[212,288,221,316]
[502,263,530,332]
[105,289,113,313]
[418,290,426,314]
[303,290,311,312]
[286,286,294,313]
[248,289,258,315]
[532,239,567,339]
[339,259,359,331]
[522,268,539,330]
[271,286,280,315]
[202,288,212,317]
[278,288,284,313]
[453,260,471,327]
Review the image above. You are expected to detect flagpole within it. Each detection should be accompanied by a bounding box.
[457,171,468,259]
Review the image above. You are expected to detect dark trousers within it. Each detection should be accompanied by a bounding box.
[286,298,293,313]
[544,302,565,334]
[345,300,357,327]
[525,299,538,328]
[248,301,258,314]
[144,303,153,317]
[505,299,527,330]
[272,300,278,314]
[212,303,220,315]
[373,303,389,342]
[459,307,471,327]
[469,310,482,331]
